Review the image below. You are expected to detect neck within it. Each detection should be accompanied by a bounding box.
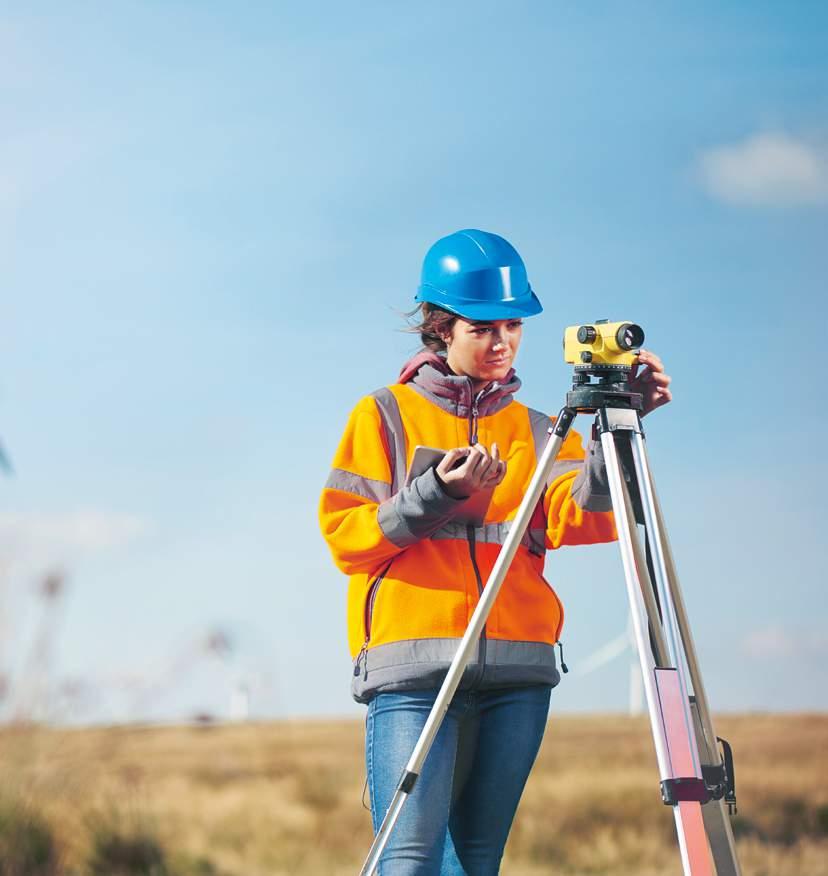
[445,351,490,395]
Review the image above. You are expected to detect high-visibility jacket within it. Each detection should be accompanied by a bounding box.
[319,352,617,702]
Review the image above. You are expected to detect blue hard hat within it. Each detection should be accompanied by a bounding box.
[415,229,543,321]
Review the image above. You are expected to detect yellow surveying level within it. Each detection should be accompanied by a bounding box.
[563,318,645,368]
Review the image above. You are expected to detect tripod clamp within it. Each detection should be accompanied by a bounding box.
[663,735,737,814]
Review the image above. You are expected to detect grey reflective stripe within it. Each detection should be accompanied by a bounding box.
[431,518,546,555]
[324,468,391,503]
[523,526,547,556]
[527,407,552,464]
[371,388,407,493]
[547,458,584,482]
[526,408,584,487]
[431,520,512,544]
[352,637,561,703]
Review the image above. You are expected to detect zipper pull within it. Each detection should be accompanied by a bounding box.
[354,640,368,678]
[469,387,482,444]
[557,641,569,674]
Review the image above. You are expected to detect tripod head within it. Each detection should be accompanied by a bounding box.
[566,365,643,413]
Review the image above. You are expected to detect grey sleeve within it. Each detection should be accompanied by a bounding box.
[570,438,613,512]
[377,466,465,547]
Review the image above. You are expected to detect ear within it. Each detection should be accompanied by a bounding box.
[436,326,453,348]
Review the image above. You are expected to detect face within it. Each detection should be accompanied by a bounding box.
[442,317,523,389]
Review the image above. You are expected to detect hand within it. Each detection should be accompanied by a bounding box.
[435,443,507,500]
[629,349,673,416]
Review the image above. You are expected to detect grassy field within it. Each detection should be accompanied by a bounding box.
[0,713,825,875]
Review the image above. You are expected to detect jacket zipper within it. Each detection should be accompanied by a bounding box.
[465,383,488,686]
[468,382,484,445]
[354,561,392,680]
[466,523,486,688]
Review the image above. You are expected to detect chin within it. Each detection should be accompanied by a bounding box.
[482,364,512,382]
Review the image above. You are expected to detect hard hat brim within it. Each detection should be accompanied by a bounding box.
[415,287,543,322]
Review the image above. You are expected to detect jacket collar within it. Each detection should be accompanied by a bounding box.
[397,350,521,419]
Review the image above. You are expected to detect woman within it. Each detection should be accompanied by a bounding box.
[319,229,672,875]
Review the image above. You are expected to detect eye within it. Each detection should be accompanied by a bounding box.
[473,327,492,335]
[508,320,523,329]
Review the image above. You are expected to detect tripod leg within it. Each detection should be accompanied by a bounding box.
[600,430,679,795]
[629,430,741,876]
[689,700,742,876]
[601,419,714,876]
[358,408,578,876]
[645,462,743,876]
[616,466,670,667]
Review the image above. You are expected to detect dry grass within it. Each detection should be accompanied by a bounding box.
[0,713,825,875]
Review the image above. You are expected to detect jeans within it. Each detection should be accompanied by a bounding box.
[366,685,552,875]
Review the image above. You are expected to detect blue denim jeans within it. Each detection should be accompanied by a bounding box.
[366,685,552,875]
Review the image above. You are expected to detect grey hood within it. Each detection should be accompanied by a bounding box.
[397,350,521,419]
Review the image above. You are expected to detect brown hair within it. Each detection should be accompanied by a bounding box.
[405,302,457,352]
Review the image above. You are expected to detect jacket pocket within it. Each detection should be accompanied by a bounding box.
[354,560,393,680]
[540,573,565,642]
[365,559,393,641]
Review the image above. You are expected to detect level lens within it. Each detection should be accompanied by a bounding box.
[616,323,644,351]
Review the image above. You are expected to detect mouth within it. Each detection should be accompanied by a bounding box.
[486,358,510,366]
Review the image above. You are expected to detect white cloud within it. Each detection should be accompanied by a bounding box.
[698,132,828,206]
[740,624,828,660]
[0,509,149,570]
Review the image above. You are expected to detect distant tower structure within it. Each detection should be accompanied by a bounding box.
[208,629,251,722]
[576,613,644,716]
[13,571,66,722]
[230,680,250,721]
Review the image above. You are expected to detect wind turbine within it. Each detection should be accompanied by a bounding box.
[575,613,644,716]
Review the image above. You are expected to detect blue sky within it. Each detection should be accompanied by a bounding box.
[2,2,827,722]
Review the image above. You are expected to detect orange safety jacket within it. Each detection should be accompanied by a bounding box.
[319,351,618,702]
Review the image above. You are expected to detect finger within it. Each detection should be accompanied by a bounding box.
[461,445,485,478]
[437,449,473,482]
[490,444,504,483]
[649,372,671,387]
[642,388,673,416]
[437,447,468,476]
[484,458,508,485]
[472,443,493,478]
[638,349,664,372]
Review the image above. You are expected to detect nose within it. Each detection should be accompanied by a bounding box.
[492,329,508,350]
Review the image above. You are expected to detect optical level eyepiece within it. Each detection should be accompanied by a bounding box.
[577,325,598,344]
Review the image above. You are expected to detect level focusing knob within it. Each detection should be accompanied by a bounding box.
[577,325,597,344]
